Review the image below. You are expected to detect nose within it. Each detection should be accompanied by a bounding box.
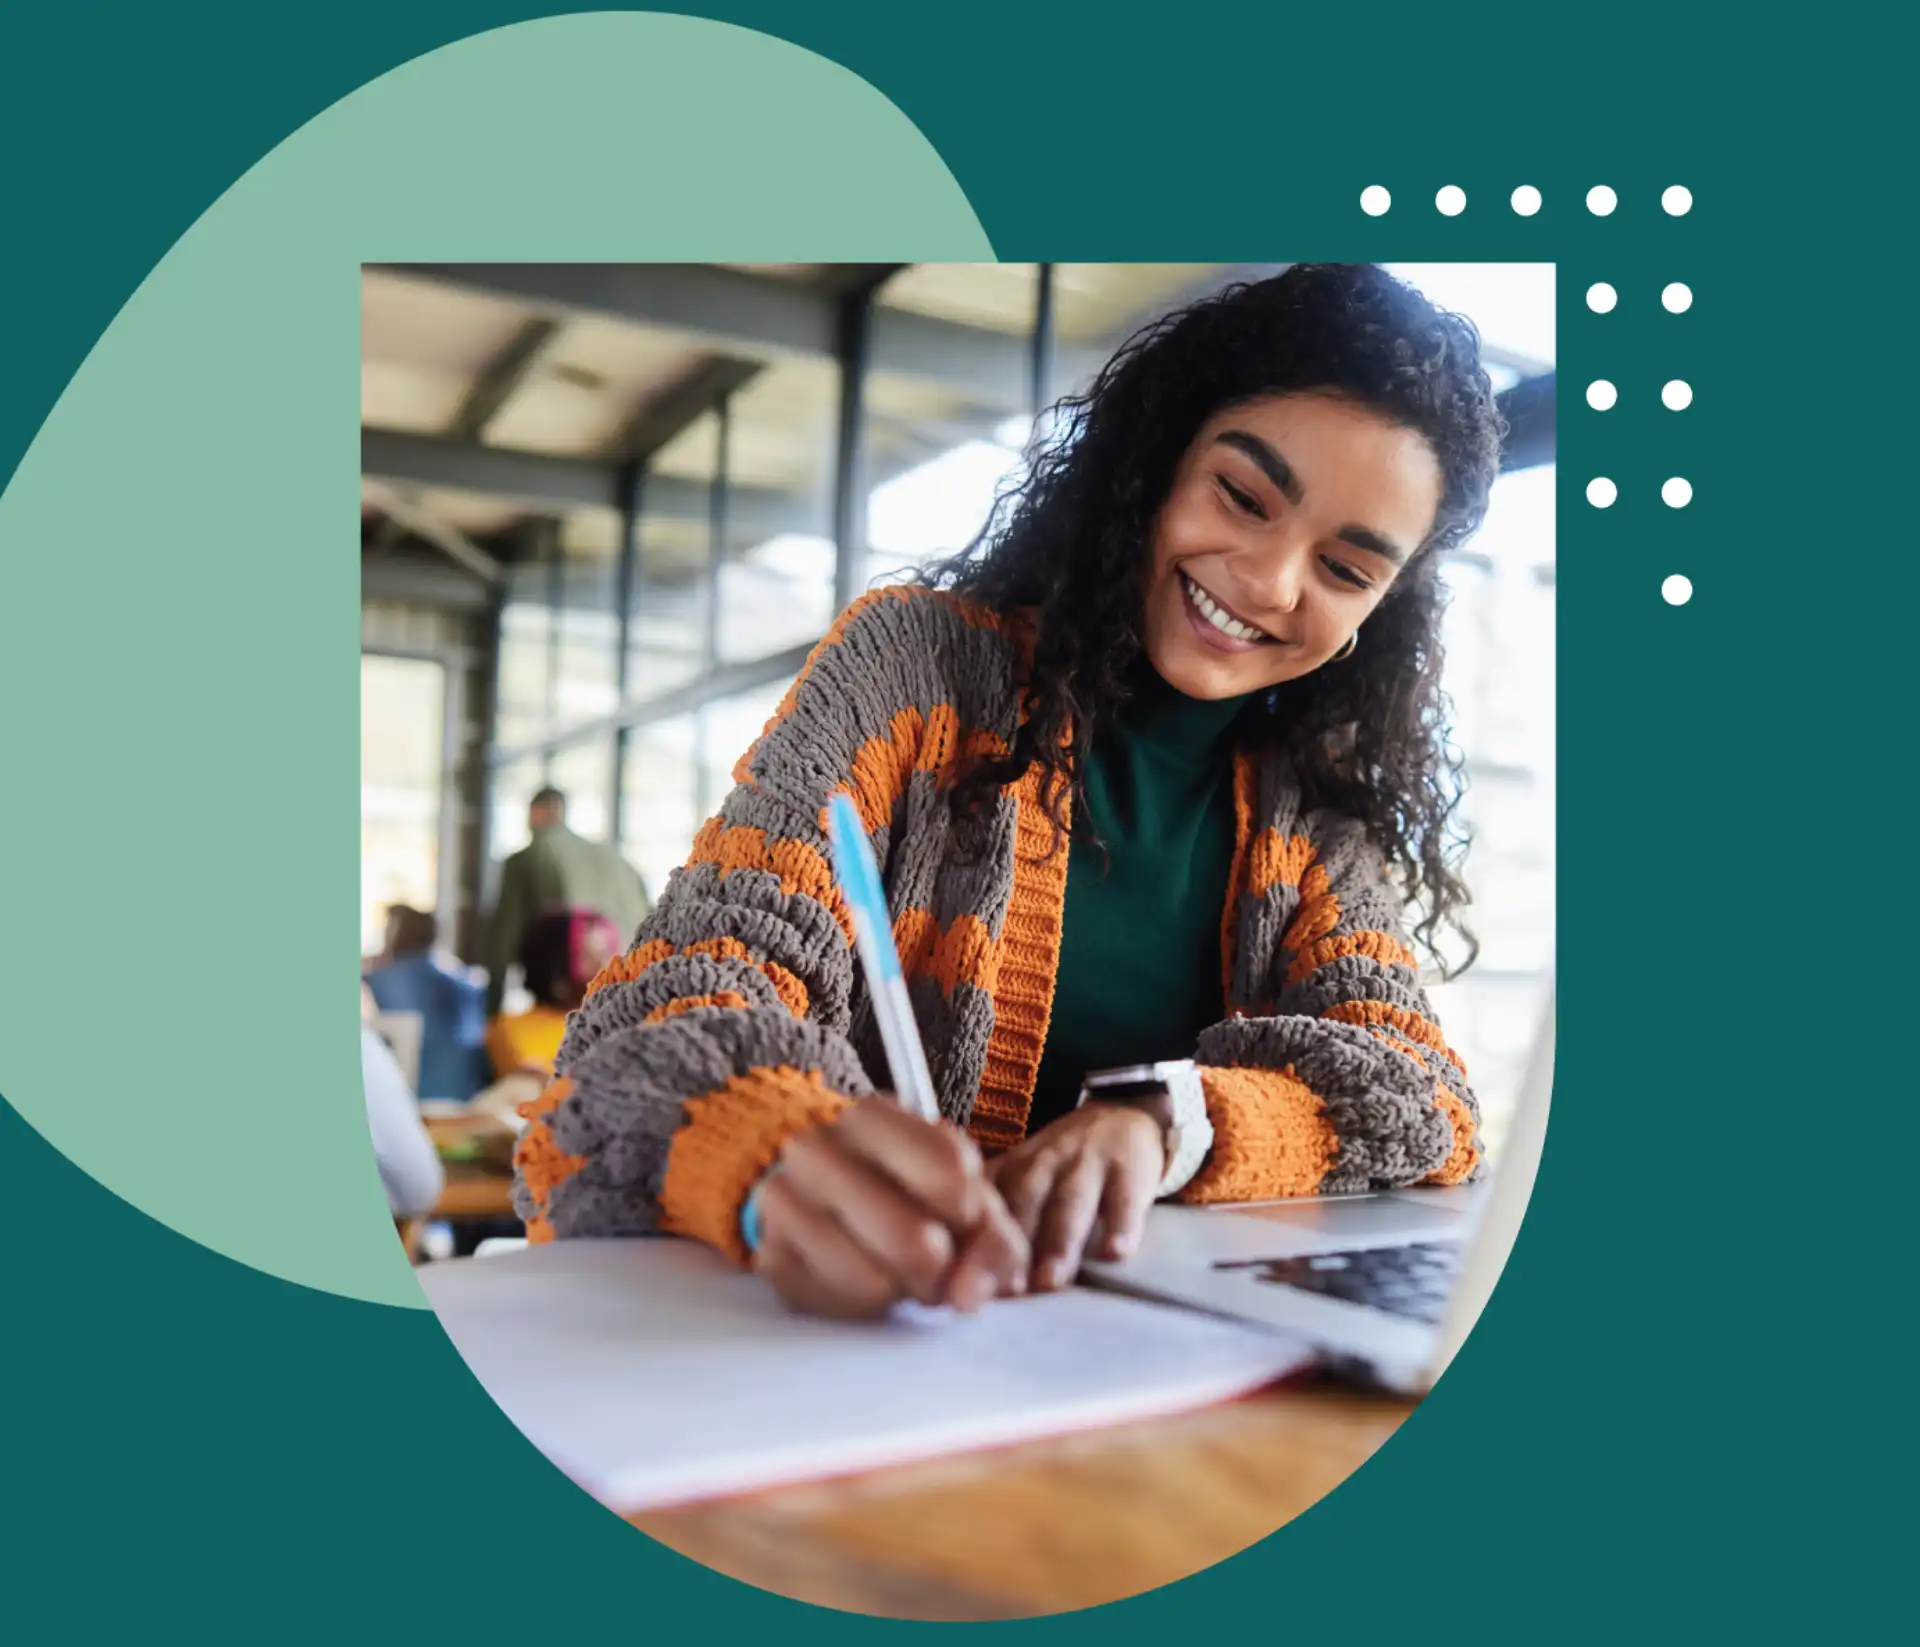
[1240,535,1311,619]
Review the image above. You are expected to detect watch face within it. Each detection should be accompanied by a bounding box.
[1079,1058,1197,1105]
[1079,1075,1171,1103]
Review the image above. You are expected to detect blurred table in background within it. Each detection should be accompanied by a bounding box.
[631,1380,1413,1620]
[422,1109,519,1225]
[432,1163,517,1221]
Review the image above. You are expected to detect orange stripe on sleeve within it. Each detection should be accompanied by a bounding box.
[1179,1065,1338,1202]
[971,758,1071,1151]
[730,588,1016,787]
[513,1078,587,1245]
[1248,830,1316,898]
[642,992,752,1025]
[894,908,995,1000]
[585,937,811,1021]
[685,818,852,946]
[584,938,674,1002]
[1282,863,1342,951]
[1220,752,1258,1003]
[1323,999,1468,1080]
[658,1066,854,1265]
[1284,929,1420,986]
[1423,1083,1481,1185]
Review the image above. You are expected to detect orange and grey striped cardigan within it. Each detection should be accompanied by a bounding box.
[514,585,1482,1261]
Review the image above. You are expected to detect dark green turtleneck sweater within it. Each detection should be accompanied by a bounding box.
[1026,661,1257,1135]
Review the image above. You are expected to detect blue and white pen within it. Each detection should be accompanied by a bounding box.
[825,791,942,1123]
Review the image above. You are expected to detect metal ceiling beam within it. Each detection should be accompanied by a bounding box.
[611,356,763,464]
[365,426,617,510]
[491,639,819,768]
[377,262,1103,410]
[362,482,504,585]
[452,317,566,441]
[361,551,497,612]
[361,427,813,539]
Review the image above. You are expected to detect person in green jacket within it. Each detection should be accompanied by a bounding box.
[484,787,651,1016]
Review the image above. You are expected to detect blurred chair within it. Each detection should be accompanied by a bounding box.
[371,1010,423,1091]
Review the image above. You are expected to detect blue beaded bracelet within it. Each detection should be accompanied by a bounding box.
[739,1163,783,1254]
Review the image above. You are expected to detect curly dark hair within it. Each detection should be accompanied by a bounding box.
[917,263,1508,975]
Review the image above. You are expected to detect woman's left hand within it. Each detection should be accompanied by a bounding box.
[986,1102,1167,1291]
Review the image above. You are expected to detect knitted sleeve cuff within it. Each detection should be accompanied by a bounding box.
[1175,1066,1339,1202]
[1424,1081,1480,1186]
[658,1066,854,1266]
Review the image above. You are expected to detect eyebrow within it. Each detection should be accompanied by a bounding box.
[1212,429,1410,565]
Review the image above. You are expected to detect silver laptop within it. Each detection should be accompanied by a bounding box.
[1080,986,1554,1396]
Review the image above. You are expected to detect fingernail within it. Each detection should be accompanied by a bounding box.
[952,1267,988,1312]
[1007,1269,1027,1296]
[1041,1259,1066,1289]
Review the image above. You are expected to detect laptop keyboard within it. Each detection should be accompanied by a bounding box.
[1214,1242,1462,1325]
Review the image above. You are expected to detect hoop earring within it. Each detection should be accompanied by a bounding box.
[1333,629,1360,662]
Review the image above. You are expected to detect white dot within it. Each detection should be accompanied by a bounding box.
[1662,380,1693,411]
[1510,185,1542,216]
[1662,575,1693,606]
[1662,477,1693,508]
[1436,185,1466,216]
[1587,477,1618,509]
[1662,282,1693,313]
[1662,186,1693,216]
[1586,185,1618,216]
[1586,282,1618,314]
[1586,380,1618,411]
[1360,185,1391,217]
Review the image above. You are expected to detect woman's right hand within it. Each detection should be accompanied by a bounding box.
[752,1097,1031,1320]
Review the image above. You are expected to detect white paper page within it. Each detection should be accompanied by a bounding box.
[419,1237,1314,1512]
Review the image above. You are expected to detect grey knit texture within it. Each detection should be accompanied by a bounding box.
[529,586,1483,1236]
[1195,1015,1455,1192]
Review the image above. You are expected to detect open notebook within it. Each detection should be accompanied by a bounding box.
[418,1237,1314,1512]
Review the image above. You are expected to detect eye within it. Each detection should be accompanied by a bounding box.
[1215,475,1267,520]
[1322,557,1373,591]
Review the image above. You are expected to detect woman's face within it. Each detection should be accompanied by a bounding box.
[1140,392,1446,700]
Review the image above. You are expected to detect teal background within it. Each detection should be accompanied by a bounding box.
[0,10,989,1306]
[0,0,1898,1634]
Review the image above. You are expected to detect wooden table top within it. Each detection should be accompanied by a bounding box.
[431,1162,517,1221]
[631,1377,1414,1620]
[423,1112,519,1222]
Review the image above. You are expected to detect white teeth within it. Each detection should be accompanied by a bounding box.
[1183,573,1267,642]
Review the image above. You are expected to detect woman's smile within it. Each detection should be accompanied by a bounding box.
[1177,569,1285,653]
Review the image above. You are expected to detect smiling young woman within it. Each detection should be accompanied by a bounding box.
[514,265,1509,1321]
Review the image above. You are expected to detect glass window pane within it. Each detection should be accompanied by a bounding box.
[1381,263,1557,370]
[1429,459,1556,1162]
[1051,263,1221,388]
[718,359,838,662]
[632,411,718,695]
[495,559,550,753]
[865,264,1038,592]
[361,653,445,955]
[620,716,701,902]
[699,679,794,819]
[550,737,615,845]
[555,515,619,727]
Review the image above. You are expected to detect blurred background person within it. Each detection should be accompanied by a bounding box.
[483,787,651,1016]
[486,908,623,1081]
[363,904,490,1102]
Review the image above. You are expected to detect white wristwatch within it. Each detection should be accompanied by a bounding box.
[1077,1059,1214,1198]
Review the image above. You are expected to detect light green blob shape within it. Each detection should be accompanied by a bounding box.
[0,13,991,1308]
